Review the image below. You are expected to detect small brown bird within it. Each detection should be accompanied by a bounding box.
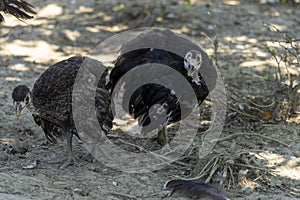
[0,0,36,23]
[12,56,113,169]
[163,179,230,200]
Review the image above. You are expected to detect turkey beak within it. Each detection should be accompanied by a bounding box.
[15,102,22,117]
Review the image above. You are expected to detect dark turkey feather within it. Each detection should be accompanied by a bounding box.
[32,114,62,144]
[32,56,113,142]
[0,0,36,23]
[108,29,217,142]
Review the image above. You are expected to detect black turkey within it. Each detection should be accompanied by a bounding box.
[12,56,113,169]
[108,29,217,145]
[163,179,230,200]
[0,0,36,23]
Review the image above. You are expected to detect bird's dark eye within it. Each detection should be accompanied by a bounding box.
[184,59,193,70]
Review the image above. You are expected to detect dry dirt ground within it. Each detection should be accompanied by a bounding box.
[0,0,300,199]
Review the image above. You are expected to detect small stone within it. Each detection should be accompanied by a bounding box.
[22,160,37,169]
[207,25,214,30]
[73,188,89,196]
[140,175,149,181]
[112,181,118,186]
[164,13,177,19]
[0,91,7,99]
[267,0,280,3]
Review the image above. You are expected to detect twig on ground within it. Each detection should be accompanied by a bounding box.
[212,132,289,147]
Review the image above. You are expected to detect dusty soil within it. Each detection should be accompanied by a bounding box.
[0,0,299,199]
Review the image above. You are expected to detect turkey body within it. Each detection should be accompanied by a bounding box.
[108,29,217,144]
[0,0,36,23]
[110,48,208,125]
[163,179,230,200]
[31,56,113,168]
